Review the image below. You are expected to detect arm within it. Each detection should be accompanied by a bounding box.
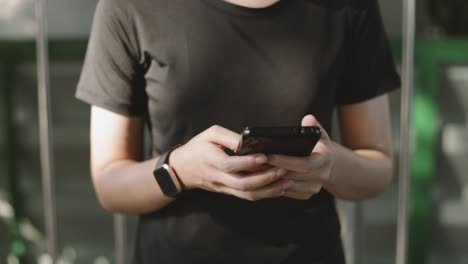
[326,94,393,200]
[268,94,394,201]
[90,106,174,213]
[90,106,293,214]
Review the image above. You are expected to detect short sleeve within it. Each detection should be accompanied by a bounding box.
[75,0,146,116]
[336,0,401,105]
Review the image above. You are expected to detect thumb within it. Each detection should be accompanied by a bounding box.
[301,114,319,127]
[206,125,241,151]
[301,115,328,139]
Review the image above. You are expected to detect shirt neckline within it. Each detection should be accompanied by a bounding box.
[201,0,291,17]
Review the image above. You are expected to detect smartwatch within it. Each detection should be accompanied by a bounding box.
[153,145,182,197]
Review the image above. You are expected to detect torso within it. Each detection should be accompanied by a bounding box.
[130,0,350,263]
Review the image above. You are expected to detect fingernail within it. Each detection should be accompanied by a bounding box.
[277,168,287,178]
[255,155,268,164]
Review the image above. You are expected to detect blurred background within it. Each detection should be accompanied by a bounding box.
[0,0,467,263]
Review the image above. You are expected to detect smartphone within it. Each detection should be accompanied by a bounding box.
[235,126,322,156]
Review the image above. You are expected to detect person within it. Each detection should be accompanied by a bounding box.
[75,0,400,263]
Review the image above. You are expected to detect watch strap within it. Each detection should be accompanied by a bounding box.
[153,145,182,197]
[156,144,182,168]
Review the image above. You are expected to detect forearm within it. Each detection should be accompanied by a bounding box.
[324,141,393,201]
[93,157,175,214]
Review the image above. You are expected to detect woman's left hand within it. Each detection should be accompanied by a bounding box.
[267,115,336,200]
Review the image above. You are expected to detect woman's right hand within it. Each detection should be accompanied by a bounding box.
[170,125,293,201]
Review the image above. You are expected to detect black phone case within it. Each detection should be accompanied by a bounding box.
[235,126,321,156]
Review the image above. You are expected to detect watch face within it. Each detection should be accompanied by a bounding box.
[154,165,180,197]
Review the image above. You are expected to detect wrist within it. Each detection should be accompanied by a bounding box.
[324,141,339,188]
[168,145,194,190]
[153,145,184,198]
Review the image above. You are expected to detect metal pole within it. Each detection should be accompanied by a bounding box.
[35,0,58,260]
[114,214,126,264]
[353,203,363,264]
[396,0,416,263]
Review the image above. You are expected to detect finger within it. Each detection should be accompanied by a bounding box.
[242,164,273,173]
[301,115,333,155]
[281,168,327,184]
[282,191,313,200]
[280,171,310,181]
[269,152,329,174]
[218,179,294,202]
[216,167,285,191]
[212,153,269,174]
[282,182,323,200]
[206,125,241,151]
[207,145,269,173]
[284,181,323,194]
[301,115,328,139]
[267,154,310,173]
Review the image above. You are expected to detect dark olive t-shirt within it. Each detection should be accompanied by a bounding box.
[76,0,400,263]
